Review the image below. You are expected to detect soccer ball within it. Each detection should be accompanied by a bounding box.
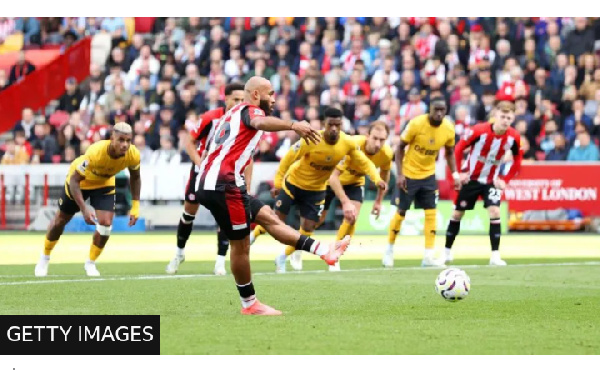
[435,268,470,302]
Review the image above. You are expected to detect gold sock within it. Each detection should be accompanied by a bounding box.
[253,225,266,239]
[44,238,58,256]
[388,213,405,244]
[424,209,437,249]
[89,244,104,261]
[336,220,355,241]
[287,227,312,255]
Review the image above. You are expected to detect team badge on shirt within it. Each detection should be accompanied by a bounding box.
[77,159,89,173]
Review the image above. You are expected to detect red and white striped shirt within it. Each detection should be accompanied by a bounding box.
[196,103,264,191]
[455,123,522,184]
[189,107,225,156]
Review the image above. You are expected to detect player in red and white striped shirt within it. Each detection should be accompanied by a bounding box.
[445,101,522,266]
[166,83,245,277]
[194,76,351,315]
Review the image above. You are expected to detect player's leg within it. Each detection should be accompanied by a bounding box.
[444,210,464,263]
[485,185,505,266]
[336,185,363,241]
[35,208,74,277]
[315,186,335,229]
[254,203,350,268]
[287,189,325,271]
[168,166,201,274]
[251,191,289,245]
[85,207,115,277]
[384,185,412,267]
[219,188,281,315]
[444,181,478,263]
[417,176,444,267]
[270,187,295,272]
[331,185,363,272]
[166,201,199,274]
[213,226,229,275]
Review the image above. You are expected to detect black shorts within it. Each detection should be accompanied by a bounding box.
[391,175,438,210]
[274,180,326,222]
[184,163,200,204]
[196,186,265,241]
[454,180,502,211]
[58,184,115,215]
[323,184,364,211]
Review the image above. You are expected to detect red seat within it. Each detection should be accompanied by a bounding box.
[134,17,156,33]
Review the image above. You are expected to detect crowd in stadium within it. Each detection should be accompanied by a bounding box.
[1,16,600,165]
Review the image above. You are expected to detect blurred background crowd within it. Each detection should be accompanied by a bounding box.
[1,16,600,167]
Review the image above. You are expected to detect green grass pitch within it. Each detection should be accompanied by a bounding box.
[1,232,599,354]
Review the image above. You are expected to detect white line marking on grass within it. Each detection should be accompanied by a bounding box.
[0,261,599,286]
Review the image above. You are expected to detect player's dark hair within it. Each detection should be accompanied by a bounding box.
[324,107,343,118]
[430,97,447,106]
[225,83,245,96]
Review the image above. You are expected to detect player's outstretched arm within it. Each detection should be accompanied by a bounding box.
[251,116,320,145]
[128,168,141,226]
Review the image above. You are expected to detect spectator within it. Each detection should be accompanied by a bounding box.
[0,17,16,46]
[563,99,592,143]
[101,17,128,47]
[13,108,36,141]
[80,77,106,116]
[567,130,600,161]
[40,17,63,44]
[520,136,537,162]
[57,121,82,156]
[1,139,29,165]
[476,90,497,122]
[128,44,160,85]
[270,61,297,93]
[150,135,180,165]
[514,97,535,125]
[104,78,132,113]
[370,56,400,90]
[8,51,36,86]
[57,77,83,114]
[579,67,600,102]
[399,88,427,126]
[30,122,60,163]
[546,133,569,161]
[62,145,77,164]
[563,17,595,61]
[15,17,41,45]
[134,134,154,164]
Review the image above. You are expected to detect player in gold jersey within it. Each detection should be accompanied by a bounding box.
[34,123,141,277]
[317,120,393,271]
[250,107,387,273]
[385,97,461,268]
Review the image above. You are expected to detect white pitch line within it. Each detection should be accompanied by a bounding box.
[0,261,599,286]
